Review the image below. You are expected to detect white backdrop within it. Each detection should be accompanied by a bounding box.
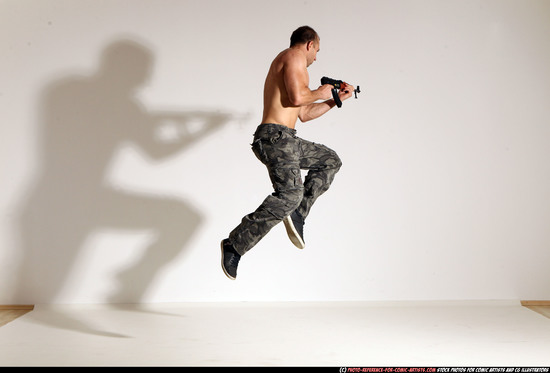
[1,0,549,304]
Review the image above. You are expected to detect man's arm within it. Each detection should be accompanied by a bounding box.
[284,50,332,106]
[134,111,228,160]
[298,84,355,122]
[298,100,337,122]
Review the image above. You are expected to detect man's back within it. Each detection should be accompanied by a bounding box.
[261,48,305,129]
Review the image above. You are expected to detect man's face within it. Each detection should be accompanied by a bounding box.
[306,39,320,67]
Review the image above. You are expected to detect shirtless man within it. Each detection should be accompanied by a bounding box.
[221,26,354,280]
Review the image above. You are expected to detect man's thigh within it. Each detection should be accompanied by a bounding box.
[298,138,339,170]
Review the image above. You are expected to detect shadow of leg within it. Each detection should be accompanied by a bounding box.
[101,190,203,303]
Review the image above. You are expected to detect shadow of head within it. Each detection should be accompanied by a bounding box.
[97,39,154,92]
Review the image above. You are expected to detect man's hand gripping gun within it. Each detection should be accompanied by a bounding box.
[320,76,361,108]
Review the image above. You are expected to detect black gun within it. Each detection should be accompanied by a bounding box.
[320,76,361,108]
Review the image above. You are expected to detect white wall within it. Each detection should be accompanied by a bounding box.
[1,0,549,304]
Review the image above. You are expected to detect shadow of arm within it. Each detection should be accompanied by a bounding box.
[136,111,242,160]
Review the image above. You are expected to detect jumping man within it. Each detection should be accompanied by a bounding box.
[221,26,354,279]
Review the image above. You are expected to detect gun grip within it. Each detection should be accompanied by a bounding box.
[332,88,342,108]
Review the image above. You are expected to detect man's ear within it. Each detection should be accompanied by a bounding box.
[306,40,315,51]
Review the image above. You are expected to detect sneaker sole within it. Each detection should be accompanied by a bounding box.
[220,240,236,280]
[283,215,305,250]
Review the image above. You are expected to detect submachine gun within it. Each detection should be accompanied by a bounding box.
[320,76,361,108]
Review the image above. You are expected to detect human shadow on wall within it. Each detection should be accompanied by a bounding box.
[15,39,235,325]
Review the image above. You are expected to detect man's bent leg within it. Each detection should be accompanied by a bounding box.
[229,184,302,255]
[296,139,342,220]
[227,124,303,256]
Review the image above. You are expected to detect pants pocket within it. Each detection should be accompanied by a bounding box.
[270,167,303,192]
[268,130,283,144]
[252,130,285,164]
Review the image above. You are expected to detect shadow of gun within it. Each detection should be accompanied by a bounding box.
[153,111,251,142]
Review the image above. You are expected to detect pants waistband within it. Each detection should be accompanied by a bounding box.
[255,123,297,136]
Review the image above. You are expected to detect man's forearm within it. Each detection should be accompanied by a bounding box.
[290,86,328,107]
[299,99,337,122]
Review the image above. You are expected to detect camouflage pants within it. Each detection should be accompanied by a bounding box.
[229,123,342,255]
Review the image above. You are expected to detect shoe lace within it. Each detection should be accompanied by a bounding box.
[229,253,241,267]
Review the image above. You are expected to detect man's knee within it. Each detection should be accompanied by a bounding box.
[330,151,343,172]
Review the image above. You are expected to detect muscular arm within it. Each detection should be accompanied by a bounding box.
[298,100,337,122]
[298,84,355,122]
[284,50,331,107]
[284,49,354,123]
[262,47,352,127]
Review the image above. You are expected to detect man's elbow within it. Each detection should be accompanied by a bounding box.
[288,89,311,107]
[289,96,305,107]
[298,112,312,123]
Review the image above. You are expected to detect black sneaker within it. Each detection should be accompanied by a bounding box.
[283,211,305,249]
[221,239,241,280]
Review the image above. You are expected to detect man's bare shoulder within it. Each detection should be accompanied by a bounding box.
[273,48,306,67]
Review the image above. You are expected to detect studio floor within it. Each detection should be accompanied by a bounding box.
[1,301,550,367]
